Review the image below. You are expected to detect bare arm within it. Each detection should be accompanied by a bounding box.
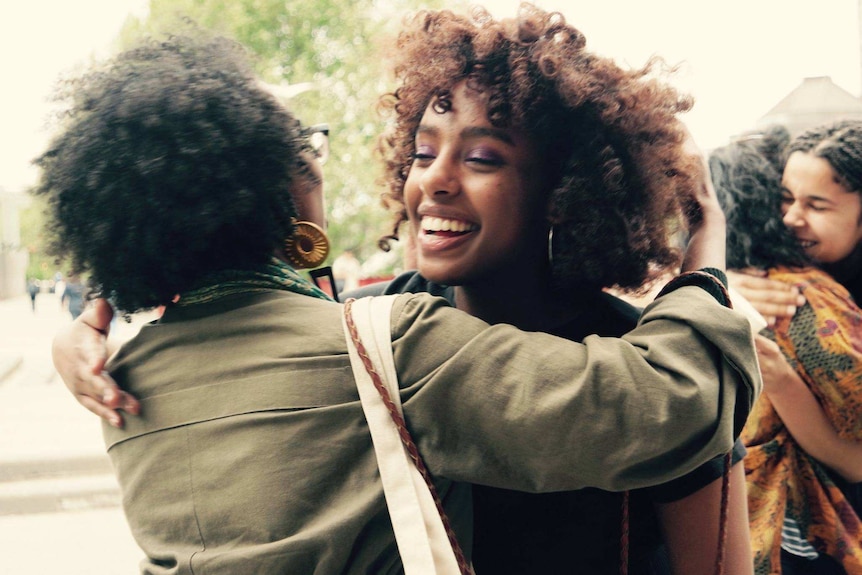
[755,335,862,482]
[678,130,727,274]
[646,135,754,567]
[656,462,752,575]
[727,269,806,327]
[52,298,140,427]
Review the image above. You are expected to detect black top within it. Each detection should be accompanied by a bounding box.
[343,271,745,574]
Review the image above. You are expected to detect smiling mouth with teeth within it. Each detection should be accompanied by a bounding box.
[422,216,478,234]
[798,239,817,249]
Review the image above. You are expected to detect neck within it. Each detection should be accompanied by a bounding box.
[452,272,585,331]
[823,243,862,299]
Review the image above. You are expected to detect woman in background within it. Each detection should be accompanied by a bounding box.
[711,135,862,574]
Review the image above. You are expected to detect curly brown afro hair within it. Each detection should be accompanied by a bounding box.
[33,33,317,313]
[377,2,700,292]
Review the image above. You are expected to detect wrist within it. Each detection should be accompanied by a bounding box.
[656,270,731,307]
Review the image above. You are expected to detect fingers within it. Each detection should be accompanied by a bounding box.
[82,299,114,337]
[75,372,140,429]
[726,270,805,321]
[52,298,139,428]
[102,384,141,415]
[754,334,779,355]
[732,267,767,278]
[754,335,795,395]
[78,394,126,429]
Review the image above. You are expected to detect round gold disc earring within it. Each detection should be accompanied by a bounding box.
[284,219,330,269]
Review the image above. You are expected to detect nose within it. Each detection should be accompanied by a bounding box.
[782,201,805,229]
[418,153,460,199]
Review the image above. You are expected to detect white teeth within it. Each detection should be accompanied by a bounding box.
[422,216,476,233]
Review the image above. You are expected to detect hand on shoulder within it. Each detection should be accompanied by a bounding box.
[727,269,806,326]
[52,298,140,428]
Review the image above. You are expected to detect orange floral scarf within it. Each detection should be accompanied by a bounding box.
[742,266,862,574]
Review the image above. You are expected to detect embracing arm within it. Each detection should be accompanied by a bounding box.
[393,286,761,493]
[756,335,862,482]
[657,461,752,575]
[52,298,140,427]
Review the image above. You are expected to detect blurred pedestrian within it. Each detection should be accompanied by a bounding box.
[63,275,87,320]
[27,277,39,312]
[332,249,361,293]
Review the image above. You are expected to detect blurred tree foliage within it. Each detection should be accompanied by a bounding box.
[21,197,55,280]
[113,0,464,275]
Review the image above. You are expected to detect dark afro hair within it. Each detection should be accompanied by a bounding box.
[33,32,314,313]
[377,2,699,293]
[709,132,810,270]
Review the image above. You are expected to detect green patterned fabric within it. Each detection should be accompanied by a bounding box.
[175,257,333,306]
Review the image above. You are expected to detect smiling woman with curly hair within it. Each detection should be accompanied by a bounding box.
[377,3,698,294]
[344,3,753,574]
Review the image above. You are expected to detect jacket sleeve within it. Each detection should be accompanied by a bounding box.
[390,286,761,493]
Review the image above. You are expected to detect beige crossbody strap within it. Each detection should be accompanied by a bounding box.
[343,296,471,575]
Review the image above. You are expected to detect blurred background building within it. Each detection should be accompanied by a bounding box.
[0,188,30,299]
[755,75,862,136]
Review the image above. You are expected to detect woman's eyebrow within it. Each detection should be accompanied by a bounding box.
[462,125,514,145]
[415,123,515,146]
[416,124,438,137]
[783,188,837,205]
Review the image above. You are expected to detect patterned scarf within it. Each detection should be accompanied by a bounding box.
[742,266,862,574]
[174,257,334,306]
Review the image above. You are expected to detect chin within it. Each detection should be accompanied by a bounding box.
[417,261,471,287]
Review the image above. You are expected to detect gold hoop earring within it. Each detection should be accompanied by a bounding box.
[285,219,330,269]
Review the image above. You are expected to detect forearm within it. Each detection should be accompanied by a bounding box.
[680,206,726,273]
[656,461,752,575]
[767,371,862,482]
[399,289,760,492]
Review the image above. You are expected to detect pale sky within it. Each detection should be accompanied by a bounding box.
[0,0,150,193]
[1,0,859,193]
[485,0,862,150]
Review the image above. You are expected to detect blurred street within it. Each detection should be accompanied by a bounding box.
[0,291,153,574]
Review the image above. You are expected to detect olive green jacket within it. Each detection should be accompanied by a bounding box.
[104,287,760,574]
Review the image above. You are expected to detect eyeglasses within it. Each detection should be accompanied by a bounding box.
[302,123,330,165]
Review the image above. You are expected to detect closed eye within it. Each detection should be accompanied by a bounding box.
[466,148,504,167]
[412,145,437,165]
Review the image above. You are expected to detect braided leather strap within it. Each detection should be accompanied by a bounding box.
[714,451,732,575]
[344,299,474,575]
[619,490,630,575]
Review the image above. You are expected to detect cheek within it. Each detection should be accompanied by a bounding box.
[821,216,862,259]
[292,188,325,228]
[852,218,862,249]
[402,174,422,214]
